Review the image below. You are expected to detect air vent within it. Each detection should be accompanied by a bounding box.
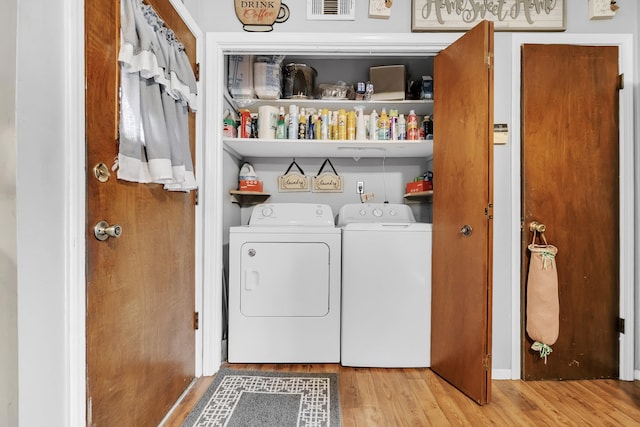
[307,0,355,20]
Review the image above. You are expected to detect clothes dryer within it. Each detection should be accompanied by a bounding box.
[338,203,432,367]
[228,203,341,363]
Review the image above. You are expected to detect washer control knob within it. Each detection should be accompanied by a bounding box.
[359,209,367,216]
[261,207,273,217]
[389,209,396,216]
[372,208,383,217]
[316,208,324,216]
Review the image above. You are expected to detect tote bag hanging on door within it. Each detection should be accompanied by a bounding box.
[526,230,559,363]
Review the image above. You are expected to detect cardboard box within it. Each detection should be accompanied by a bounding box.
[405,180,433,194]
[239,180,263,192]
[370,65,406,101]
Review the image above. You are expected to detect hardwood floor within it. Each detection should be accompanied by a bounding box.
[162,364,640,426]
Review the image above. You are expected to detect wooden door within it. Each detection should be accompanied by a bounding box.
[85,1,197,425]
[431,20,494,405]
[521,44,620,380]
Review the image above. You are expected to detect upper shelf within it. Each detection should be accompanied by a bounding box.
[231,98,434,115]
[223,138,434,159]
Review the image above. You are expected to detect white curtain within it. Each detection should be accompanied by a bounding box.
[116,0,198,191]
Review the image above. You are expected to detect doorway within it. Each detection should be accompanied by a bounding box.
[510,34,635,381]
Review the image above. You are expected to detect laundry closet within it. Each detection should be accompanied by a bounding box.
[206,25,494,403]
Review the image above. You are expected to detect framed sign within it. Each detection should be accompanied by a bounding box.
[412,1,565,32]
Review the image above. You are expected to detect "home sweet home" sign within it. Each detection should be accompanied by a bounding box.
[412,0,565,32]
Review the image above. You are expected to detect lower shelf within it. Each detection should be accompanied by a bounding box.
[229,190,271,205]
[403,190,433,203]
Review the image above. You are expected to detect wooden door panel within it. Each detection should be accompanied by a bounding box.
[431,20,494,405]
[85,1,196,425]
[521,44,619,380]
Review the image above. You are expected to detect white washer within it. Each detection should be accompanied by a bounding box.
[228,203,341,363]
[338,203,432,367]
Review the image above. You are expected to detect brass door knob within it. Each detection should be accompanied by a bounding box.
[529,221,546,233]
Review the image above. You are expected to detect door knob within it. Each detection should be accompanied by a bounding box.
[460,224,473,237]
[94,220,123,241]
[529,221,546,233]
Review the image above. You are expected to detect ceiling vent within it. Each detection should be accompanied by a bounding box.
[307,0,355,21]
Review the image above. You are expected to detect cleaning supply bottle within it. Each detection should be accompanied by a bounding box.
[346,110,356,140]
[320,108,329,140]
[337,109,347,140]
[369,109,379,140]
[275,107,286,139]
[298,108,307,139]
[355,106,366,141]
[377,108,390,141]
[407,109,419,140]
[330,111,338,140]
[397,113,406,140]
[288,104,298,139]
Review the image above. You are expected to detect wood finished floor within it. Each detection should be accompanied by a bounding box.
[162,364,640,426]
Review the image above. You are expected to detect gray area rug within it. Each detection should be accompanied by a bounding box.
[181,368,341,427]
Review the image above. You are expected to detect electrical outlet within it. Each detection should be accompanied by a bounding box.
[356,181,364,194]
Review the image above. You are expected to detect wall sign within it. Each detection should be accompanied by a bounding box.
[412,0,565,32]
[234,0,290,32]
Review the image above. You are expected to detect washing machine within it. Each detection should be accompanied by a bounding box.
[338,203,432,367]
[228,203,341,363]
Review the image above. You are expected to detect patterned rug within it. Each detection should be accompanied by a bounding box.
[181,368,341,427]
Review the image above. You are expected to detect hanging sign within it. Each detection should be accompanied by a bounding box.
[278,159,310,192]
[312,159,344,193]
[234,0,290,32]
[411,0,565,32]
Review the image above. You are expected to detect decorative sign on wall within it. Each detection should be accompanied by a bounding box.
[312,159,344,193]
[278,160,310,192]
[412,0,565,32]
[234,0,290,32]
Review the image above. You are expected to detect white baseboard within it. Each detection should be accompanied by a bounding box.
[492,369,513,380]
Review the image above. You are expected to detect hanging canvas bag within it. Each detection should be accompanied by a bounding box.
[526,230,559,363]
[278,159,309,192]
[312,158,344,193]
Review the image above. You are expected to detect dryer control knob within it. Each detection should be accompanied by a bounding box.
[389,209,396,216]
[372,208,383,217]
[359,209,367,216]
[316,208,324,216]
[261,207,273,217]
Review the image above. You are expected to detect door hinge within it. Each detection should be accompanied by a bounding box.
[485,52,493,68]
[618,317,625,334]
[618,73,624,90]
[195,63,201,81]
[482,354,491,370]
[194,187,199,205]
[194,311,200,330]
[484,203,494,219]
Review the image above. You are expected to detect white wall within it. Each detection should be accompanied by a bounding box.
[192,1,639,375]
[0,0,18,424]
[16,0,69,425]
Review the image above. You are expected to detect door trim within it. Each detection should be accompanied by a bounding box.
[510,33,635,381]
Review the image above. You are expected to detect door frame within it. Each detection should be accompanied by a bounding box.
[509,33,635,381]
[65,0,205,426]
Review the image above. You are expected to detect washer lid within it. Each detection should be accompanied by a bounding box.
[249,203,335,227]
[337,203,416,225]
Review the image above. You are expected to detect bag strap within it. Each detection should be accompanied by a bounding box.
[284,158,304,175]
[316,158,338,176]
[531,230,548,246]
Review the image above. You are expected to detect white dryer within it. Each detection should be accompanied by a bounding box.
[338,203,432,368]
[228,203,341,363]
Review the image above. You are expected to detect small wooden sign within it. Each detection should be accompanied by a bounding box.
[312,158,343,193]
[278,159,309,192]
[278,172,310,192]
